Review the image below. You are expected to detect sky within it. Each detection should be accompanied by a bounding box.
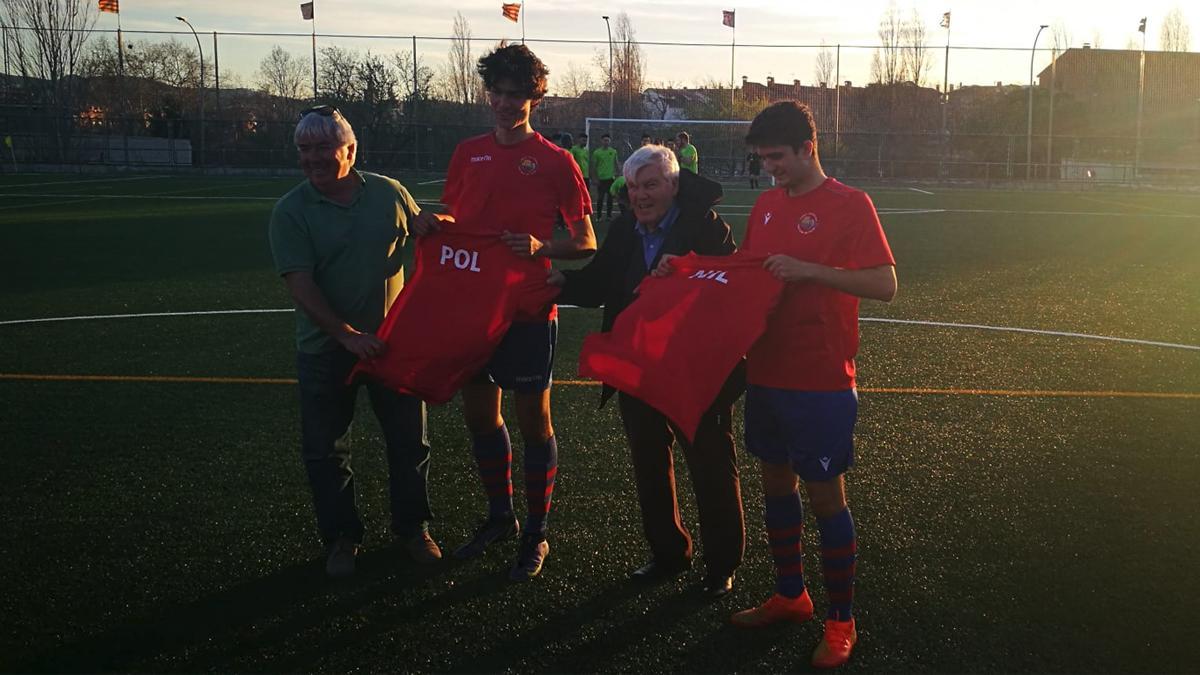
[93,0,1196,92]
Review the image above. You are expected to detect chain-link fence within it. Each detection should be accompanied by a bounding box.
[2,26,1198,186]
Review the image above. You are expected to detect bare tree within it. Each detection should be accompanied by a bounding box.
[440,12,479,106]
[605,12,646,117]
[556,61,595,98]
[1160,6,1192,51]
[871,1,907,84]
[814,41,834,87]
[318,45,358,103]
[1,0,98,158]
[257,46,307,102]
[901,9,931,86]
[1051,20,1073,52]
[392,50,433,101]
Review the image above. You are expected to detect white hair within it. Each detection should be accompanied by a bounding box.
[293,110,356,146]
[622,144,680,183]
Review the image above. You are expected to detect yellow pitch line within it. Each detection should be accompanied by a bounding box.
[1,373,1197,400]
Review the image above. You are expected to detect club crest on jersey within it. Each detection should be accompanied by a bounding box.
[763,212,773,225]
[688,269,729,285]
[518,156,538,175]
[796,212,819,234]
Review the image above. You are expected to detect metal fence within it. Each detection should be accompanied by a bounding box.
[2,26,1198,186]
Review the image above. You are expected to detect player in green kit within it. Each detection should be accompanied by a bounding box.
[591,133,619,220]
[677,132,698,174]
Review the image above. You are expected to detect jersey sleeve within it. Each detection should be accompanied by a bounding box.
[556,152,593,222]
[394,182,421,236]
[847,192,895,269]
[267,201,315,276]
[742,199,762,251]
[440,144,467,213]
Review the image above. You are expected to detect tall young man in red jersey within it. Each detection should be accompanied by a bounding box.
[730,102,896,668]
[411,44,596,581]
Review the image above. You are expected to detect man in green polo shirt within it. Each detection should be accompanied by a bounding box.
[591,133,619,220]
[677,131,699,174]
[268,105,440,579]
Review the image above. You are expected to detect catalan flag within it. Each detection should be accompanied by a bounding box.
[722,10,735,28]
[940,11,950,29]
[98,0,119,14]
[501,3,520,23]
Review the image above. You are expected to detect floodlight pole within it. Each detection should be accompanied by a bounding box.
[176,16,205,169]
[603,15,613,135]
[1026,24,1047,180]
[1134,27,1146,182]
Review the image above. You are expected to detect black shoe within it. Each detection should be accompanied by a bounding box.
[700,572,735,598]
[454,513,520,560]
[509,532,549,581]
[630,558,690,582]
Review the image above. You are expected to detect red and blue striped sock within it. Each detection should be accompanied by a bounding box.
[765,492,807,598]
[471,425,514,518]
[523,435,558,536]
[817,507,857,621]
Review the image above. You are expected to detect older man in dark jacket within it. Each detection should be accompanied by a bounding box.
[549,145,746,597]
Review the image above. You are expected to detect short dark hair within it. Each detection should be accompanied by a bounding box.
[641,133,651,139]
[477,44,549,100]
[745,101,818,151]
[601,133,611,140]
[579,132,588,139]
[677,131,690,144]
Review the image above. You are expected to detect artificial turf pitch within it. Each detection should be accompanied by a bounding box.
[1,174,1198,672]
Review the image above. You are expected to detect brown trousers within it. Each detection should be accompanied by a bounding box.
[617,391,746,577]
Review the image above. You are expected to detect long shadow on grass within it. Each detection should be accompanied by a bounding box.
[17,545,456,673]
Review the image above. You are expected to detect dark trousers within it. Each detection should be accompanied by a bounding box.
[617,388,745,577]
[296,349,433,548]
[597,179,615,217]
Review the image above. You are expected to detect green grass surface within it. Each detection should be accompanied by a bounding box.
[1,174,1199,673]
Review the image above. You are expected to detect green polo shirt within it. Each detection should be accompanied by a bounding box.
[268,170,419,354]
[569,145,590,179]
[592,146,618,180]
[678,143,698,173]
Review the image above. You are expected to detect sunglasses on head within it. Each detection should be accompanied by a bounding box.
[298,105,339,120]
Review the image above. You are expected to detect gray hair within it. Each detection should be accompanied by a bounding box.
[294,110,356,146]
[622,144,679,183]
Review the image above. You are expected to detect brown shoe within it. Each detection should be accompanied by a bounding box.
[325,537,359,579]
[406,530,442,564]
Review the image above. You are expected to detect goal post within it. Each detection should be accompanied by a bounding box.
[584,117,752,178]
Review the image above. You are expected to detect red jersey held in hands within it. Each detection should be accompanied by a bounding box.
[742,178,895,390]
[579,252,785,441]
[350,231,560,404]
[441,131,591,322]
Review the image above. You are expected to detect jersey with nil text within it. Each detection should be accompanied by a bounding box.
[350,231,560,404]
[442,131,591,321]
[742,178,895,390]
[579,252,784,441]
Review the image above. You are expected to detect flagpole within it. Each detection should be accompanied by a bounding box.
[311,1,318,99]
[521,2,526,44]
[729,9,735,111]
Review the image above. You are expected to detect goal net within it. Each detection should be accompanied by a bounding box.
[584,118,753,178]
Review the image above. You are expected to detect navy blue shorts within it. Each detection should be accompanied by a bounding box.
[473,319,557,393]
[744,385,858,481]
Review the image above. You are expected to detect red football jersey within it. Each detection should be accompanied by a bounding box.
[578,252,784,441]
[351,231,560,404]
[441,131,590,321]
[742,178,895,390]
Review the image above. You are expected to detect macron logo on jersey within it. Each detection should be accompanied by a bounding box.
[439,245,482,272]
[689,269,729,285]
[470,154,492,163]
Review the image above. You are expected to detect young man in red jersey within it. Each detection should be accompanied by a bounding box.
[411,44,596,581]
[730,101,896,668]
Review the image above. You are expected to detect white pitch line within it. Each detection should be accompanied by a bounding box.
[0,175,167,189]
[2,307,1197,352]
[417,178,446,185]
[862,317,1200,351]
[0,308,292,326]
[908,187,936,195]
[0,192,278,202]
